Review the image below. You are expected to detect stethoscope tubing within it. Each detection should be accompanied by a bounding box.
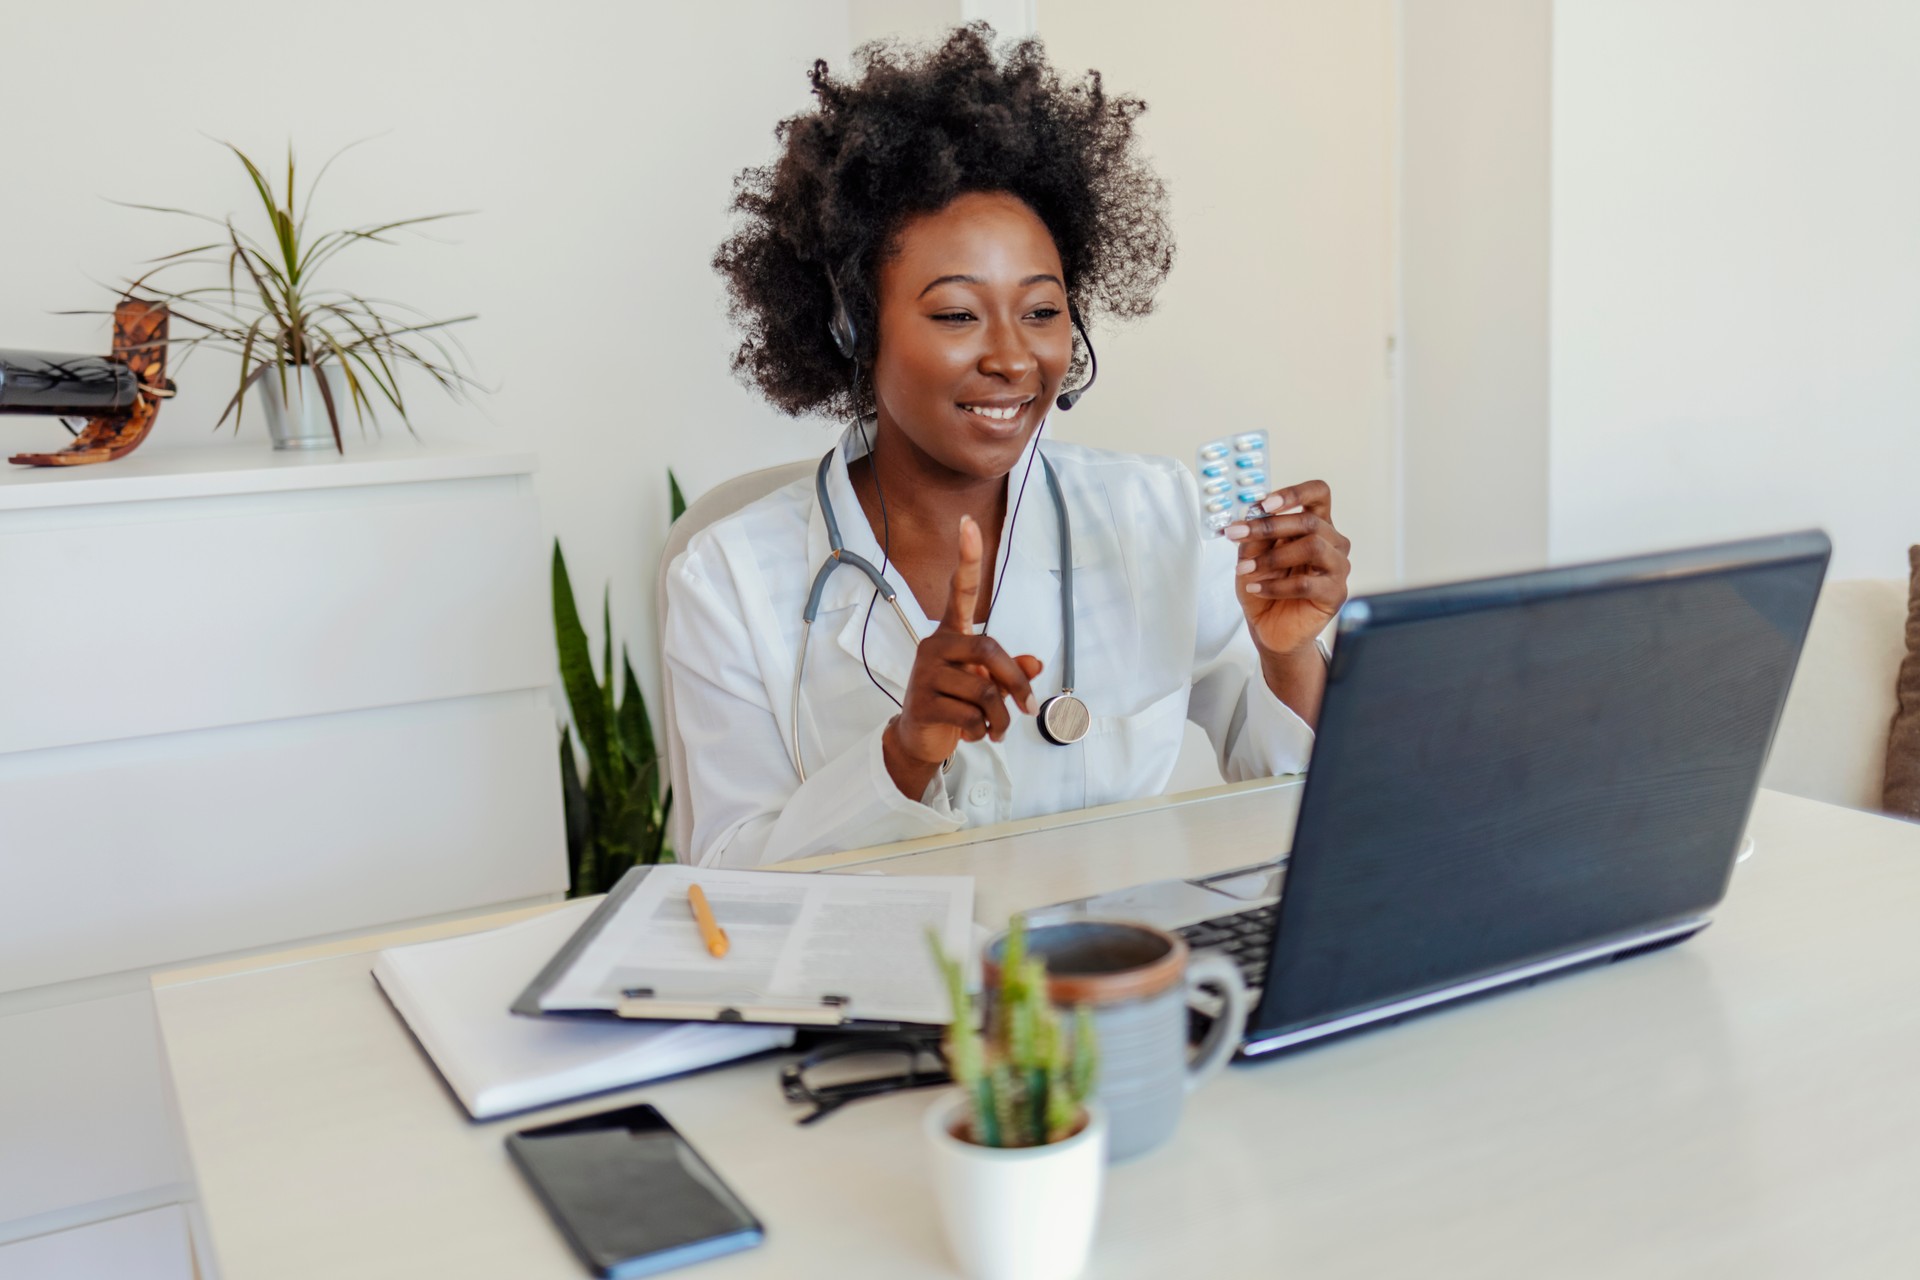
[792,447,1078,781]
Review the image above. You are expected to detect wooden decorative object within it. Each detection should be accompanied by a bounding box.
[8,299,173,468]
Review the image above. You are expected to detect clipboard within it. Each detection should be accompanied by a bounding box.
[511,865,968,1032]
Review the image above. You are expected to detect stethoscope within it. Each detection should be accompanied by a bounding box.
[791,448,1090,781]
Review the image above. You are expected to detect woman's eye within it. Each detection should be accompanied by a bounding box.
[932,312,975,323]
[1028,307,1062,320]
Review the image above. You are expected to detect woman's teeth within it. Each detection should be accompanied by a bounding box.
[962,403,1025,421]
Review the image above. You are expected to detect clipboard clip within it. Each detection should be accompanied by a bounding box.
[616,989,854,1026]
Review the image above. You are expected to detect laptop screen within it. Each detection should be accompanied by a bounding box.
[1253,532,1829,1039]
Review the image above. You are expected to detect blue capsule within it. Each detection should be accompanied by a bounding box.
[1237,489,1265,505]
[1203,478,1232,496]
[1234,454,1263,470]
[1233,432,1266,452]
[1206,497,1234,514]
[1199,443,1230,463]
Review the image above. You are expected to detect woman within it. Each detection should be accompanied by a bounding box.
[671,26,1352,867]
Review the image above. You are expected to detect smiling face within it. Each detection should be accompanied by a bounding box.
[868,190,1073,482]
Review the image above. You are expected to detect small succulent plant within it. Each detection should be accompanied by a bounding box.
[930,916,1098,1148]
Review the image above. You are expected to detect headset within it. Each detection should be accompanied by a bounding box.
[788,267,1097,781]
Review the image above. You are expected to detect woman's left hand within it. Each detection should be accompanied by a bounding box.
[1226,480,1351,660]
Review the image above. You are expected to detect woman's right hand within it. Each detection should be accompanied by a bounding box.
[882,514,1043,799]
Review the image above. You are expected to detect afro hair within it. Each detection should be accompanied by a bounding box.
[713,22,1174,418]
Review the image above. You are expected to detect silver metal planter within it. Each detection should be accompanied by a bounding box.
[257,364,349,452]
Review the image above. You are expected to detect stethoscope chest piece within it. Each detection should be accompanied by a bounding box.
[1036,692,1091,746]
[796,445,1090,777]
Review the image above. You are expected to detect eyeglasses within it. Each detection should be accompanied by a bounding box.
[779,1034,951,1125]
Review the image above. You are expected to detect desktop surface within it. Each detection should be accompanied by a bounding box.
[153,783,1920,1279]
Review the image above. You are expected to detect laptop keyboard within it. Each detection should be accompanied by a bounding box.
[1177,904,1275,992]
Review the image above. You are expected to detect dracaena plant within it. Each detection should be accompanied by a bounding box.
[552,473,689,895]
[98,138,481,453]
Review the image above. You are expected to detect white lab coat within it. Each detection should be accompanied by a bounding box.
[663,424,1315,868]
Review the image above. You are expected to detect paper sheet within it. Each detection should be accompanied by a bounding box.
[538,866,973,1025]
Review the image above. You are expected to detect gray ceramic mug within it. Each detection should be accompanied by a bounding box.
[986,920,1249,1162]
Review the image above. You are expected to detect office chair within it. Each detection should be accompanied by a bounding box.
[656,459,816,862]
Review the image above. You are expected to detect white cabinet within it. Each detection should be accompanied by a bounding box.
[0,1205,194,1280]
[0,438,566,1246]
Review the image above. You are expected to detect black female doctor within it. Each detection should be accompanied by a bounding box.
[671,27,1352,867]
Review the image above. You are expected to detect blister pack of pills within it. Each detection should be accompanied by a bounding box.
[1196,430,1269,535]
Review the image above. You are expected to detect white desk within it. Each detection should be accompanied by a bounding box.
[153,783,1920,1279]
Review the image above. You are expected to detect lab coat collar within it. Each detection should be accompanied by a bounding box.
[809,420,1078,695]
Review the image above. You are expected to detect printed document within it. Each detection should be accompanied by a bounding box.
[538,866,973,1025]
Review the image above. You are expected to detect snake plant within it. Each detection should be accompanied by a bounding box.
[553,475,686,894]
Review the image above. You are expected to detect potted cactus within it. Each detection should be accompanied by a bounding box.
[924,917,1105,1280]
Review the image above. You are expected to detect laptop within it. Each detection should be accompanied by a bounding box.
[1030,530,1830,1060]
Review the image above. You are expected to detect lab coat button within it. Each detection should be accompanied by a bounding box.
[968,782,993,807]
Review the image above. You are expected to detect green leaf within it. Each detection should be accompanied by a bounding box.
[553,542,613,788]
[601,590,622,790]
[615,650,659,787]
[214,361,272,434]
[657,787,676,864]
[669,470,688,523]
[103,198,228,226]
[577,770,603,898]
[312,329,373,443]
[559,727,590,895]
[615,761,663,849]
[308,348,346,454]
[298,134,381,239]
[619,760,668,865]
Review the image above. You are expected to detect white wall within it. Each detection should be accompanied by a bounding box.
[1551,0,1920,581]
[4,0,1401,705]
[1398,0,1551,584]
[1,0,853,704]
[1036,0,1401,590]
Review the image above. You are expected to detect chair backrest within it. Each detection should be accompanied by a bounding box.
[657,458,817,861]
[1761,577,1908,812]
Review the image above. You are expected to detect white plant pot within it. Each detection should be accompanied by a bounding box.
[924,1094,1107,1280]
[256,364,349,452]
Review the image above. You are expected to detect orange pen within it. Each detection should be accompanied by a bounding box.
[686,883,730,959]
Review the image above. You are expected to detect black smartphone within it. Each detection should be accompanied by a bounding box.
[506,1102,764,1278]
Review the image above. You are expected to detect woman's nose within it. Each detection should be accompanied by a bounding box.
[977,316,1036,381]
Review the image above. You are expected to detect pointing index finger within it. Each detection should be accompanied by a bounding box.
[942,514,984,634]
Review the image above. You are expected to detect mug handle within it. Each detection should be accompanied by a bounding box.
[1183,950,1249,1093]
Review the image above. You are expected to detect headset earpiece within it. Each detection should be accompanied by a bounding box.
[826,268,859,361]
[828,303,857,361]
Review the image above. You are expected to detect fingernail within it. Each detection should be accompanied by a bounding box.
[1023,695,1039,715]
[1225,523,1250,540]
[960,514,974,532]
[1236,560,1254,575]
[1246,582,1262,594]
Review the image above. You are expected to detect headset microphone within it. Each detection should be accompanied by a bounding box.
[1054,304,1098,411]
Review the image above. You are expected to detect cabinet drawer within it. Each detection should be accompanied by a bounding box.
[0,1206,192,1280]
[0,994,186,1227]
[0,689,565,993]
[0,475,547,756]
